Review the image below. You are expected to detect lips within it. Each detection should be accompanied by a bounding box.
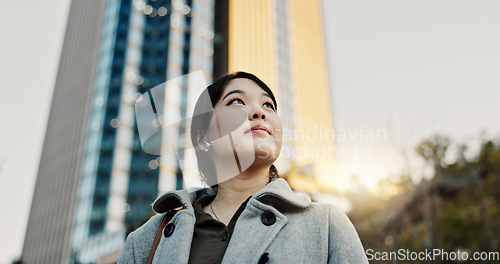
[246,124,271,135]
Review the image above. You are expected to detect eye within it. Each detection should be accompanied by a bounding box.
[226,97,245,106]
[263,102,276,111]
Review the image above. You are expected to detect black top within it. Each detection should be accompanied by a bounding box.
[188,194,251,264]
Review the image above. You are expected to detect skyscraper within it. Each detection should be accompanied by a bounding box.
[22,0,333,263]
[21,1,107,263]
[227,0,335,188]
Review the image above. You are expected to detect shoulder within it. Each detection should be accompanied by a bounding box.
[322,203,369,263]
[291,202,353,232]
[118,214,164,264]
[301,202,360,237]
[275,201,368,263]
[325,203,356,234]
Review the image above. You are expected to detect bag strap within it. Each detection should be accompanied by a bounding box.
[147,211,174,264]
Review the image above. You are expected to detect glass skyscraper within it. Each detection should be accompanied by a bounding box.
[22,0,333,263]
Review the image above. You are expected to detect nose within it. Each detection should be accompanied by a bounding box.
[249,108,266,120]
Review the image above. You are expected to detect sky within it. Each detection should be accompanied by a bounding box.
[1,0,499,262]
[322,0,500,189]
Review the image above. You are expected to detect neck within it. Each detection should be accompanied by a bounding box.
[213,165,270,208]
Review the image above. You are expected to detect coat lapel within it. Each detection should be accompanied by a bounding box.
[150,178,311,263]
[221,199,288,263]
[151,189,198,264]
[222,178,312,263]
[152,208,196,264]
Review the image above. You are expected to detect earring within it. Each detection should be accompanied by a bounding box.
[202,138,211,152]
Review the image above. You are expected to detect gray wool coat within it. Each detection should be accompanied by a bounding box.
[118,178,369,263]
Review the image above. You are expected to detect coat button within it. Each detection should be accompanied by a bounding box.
[164,223,175,237]
[261,211,276,226]
[258,253,270,264]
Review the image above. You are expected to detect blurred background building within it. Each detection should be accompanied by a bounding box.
[21,0,335,263]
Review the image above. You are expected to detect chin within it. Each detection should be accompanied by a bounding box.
[254,145,280,162]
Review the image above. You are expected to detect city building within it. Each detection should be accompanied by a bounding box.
[22,0,334,263]
[227,0,336,188]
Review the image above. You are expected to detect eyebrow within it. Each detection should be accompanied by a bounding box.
[222,89,273,102]
[261,92,272,100]
[222,89,244,101]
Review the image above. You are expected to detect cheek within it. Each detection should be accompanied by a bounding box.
[270,115,283,142]
[204,117,219,140]
[209,108,249,139]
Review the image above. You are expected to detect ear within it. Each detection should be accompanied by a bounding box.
[197,134,209,152]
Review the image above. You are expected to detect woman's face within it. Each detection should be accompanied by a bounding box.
[204,78,283,173]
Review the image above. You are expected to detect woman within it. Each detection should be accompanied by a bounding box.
[118,72,368,263]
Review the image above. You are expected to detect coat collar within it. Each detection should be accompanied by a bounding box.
[152,178,311,214]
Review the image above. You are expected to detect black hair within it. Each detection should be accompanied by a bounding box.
[190,71,279,188]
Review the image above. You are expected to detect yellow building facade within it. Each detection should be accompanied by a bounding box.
[226,0,337,191]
